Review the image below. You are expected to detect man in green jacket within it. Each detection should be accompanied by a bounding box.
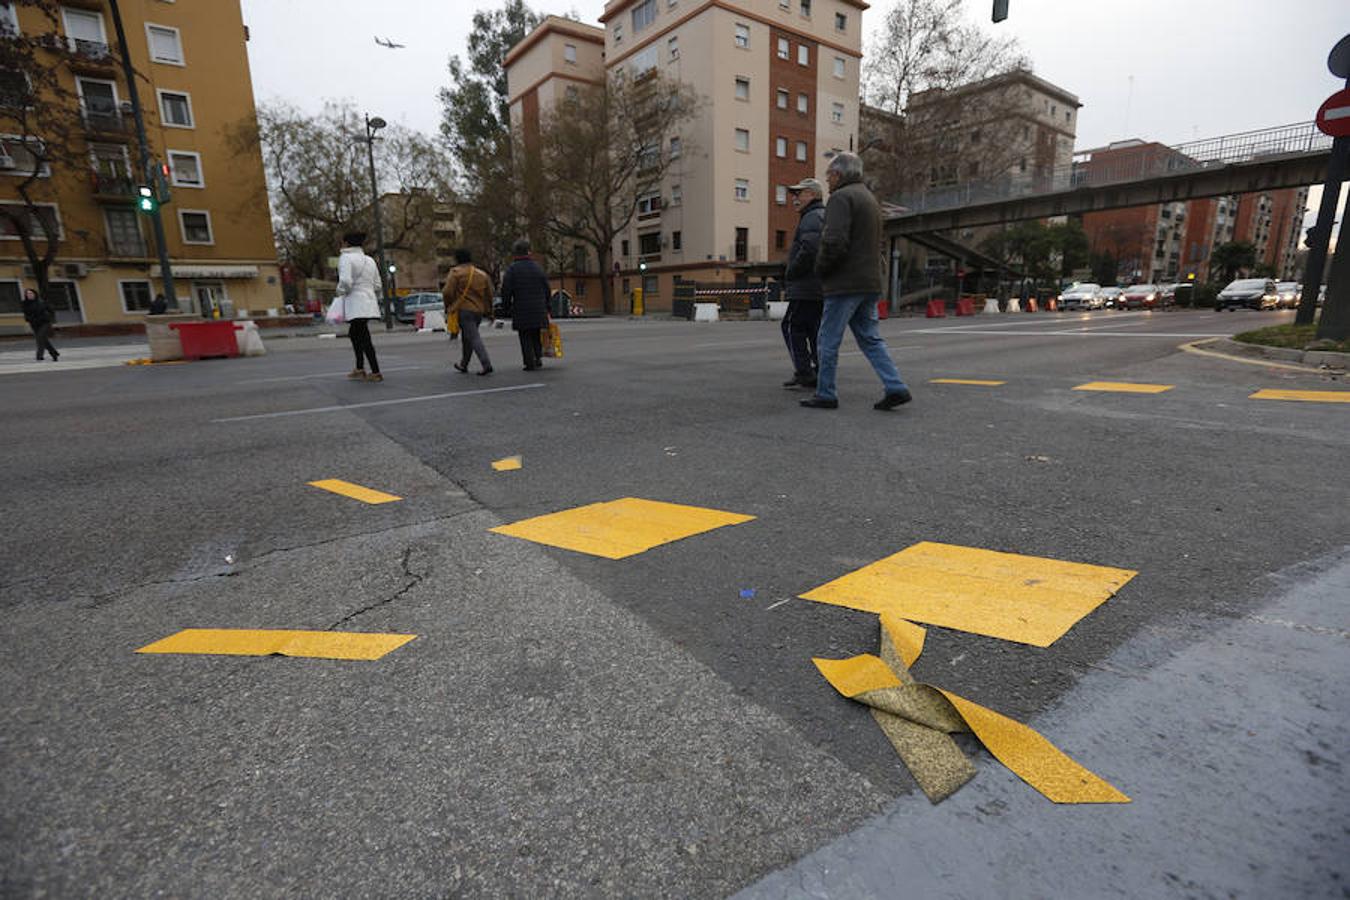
[800,152,911,411]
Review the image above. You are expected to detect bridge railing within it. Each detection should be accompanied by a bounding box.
[887,122,1331,218]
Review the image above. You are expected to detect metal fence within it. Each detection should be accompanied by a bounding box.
[888,122,1333,218]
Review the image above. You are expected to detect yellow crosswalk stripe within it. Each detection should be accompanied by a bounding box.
[307,479,402,504]
[491,497,755,560]
[1249,389,1350,404]
[136,629,416,660]
[930,378,1007,386]
[492,456,523,471]
[1072,381,1174,394]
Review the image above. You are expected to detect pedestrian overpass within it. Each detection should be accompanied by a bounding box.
[883,122,1333,238]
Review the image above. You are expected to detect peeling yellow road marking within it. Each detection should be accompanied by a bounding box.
[801,541,1136,647]
[1072,381,1174,394]
[1249,389,1350,404]
[491,456,523,471]
[490,497,755,560]
[929,378,1007,386]
[307,479,402,504]
[137,629,416,660]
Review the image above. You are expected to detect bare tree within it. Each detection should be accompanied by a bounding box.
[523,70,699,314]
[0,1,95,304]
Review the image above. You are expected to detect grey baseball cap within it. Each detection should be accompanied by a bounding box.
[787,178,824,194]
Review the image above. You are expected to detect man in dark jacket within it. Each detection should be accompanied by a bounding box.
[801,152,910,411]
[782,178,825,389]
[499,238,551,371]
[21,288,59,362]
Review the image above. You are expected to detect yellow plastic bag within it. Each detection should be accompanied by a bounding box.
[544,321,562,358]
[447,309,459,338]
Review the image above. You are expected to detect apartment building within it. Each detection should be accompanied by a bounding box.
[0,0,280,329]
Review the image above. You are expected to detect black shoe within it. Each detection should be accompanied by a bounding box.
[798,375,817,388]
[523,364,537,371]
[800,397,838,409]
[453,362,468,373]
[782,376,801,387]
[873,389,913,411]
[478,366,493,376]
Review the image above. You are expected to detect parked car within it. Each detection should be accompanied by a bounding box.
[1275,281,1301,309]
[1215,278,1279,311]
[1120,284,1162,310]
[1099,287,1124,308]
[1057,283,1101,311]
[395,292,444,324]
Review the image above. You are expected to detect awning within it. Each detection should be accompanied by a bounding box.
[150,265,261,279]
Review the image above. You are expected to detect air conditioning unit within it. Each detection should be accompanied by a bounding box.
[63,262,89,278]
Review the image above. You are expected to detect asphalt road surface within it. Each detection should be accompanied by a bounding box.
[2,308,1347,898]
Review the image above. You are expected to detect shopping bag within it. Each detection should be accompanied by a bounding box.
[447,309,460,338]
[543,321,563,358]
[324,296,346,325]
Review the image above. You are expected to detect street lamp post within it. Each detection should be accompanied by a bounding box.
[362,114,394,330]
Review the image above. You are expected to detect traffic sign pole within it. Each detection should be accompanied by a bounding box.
[1298,53,1350,327]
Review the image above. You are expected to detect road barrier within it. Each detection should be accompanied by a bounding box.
[926,300,946,318]
[956,298,976,316]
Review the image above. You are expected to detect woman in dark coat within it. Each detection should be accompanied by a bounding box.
[22,288,59,362]
[499,238,551,371]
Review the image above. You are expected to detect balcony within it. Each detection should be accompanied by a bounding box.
[90,172,136,202]
[81,106,133,137]
[65,37,116,73]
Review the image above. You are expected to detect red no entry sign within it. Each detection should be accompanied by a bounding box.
[1316,87,1350,137]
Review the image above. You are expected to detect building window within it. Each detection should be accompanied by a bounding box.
[776,88,788,109]
[775,184,787,205]
[564,85,579,102]
[778,0,789,8]
[145,23,184,65]
[158,90,193,127]
[632,0,656,32]
[631,45,657,76]
[178,209,213,244]
[668,36,678,59]
[669,136,681,158]
[775,136,787,157]
[735,227,748,261]
[835,12,847,30]
[734,128,749,151]
[797,44,808,66]
[168,150,203,187]
[621,239,630,257]
[777,36,788,59]
[0,279,20,315]
[120,280,153,313]
[564,43,577,63]
[735,76,750,100]
[833,56,845,78]
[831,101,844,124]
[613,22,622,43]
[797,93,808,113]
[800,0,811,16]
[0,201,61,240]
[734,23,749,48]
[1050,104,1057,116]
[795,140,807,161]
[1065,110,1071,122]
[1018,157,1027,172]
[672,230,682,251]
[637,191,662,217]
[670,184,681,205]
[775,229,786,250]
[0,135,51,178]
[734,178,749,201]
[639,231,661,255]
[63,8,108,56]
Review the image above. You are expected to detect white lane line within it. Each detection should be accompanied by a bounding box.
[690,339,778,349]
[765,598,792,611]
[212,383,546,422]
[912,329,1231,338]
[237,365,424,384]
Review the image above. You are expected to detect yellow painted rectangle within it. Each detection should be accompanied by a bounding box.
[1072,381,1174,394]
[800,541,1137,647]
[1249,389,1350,404]
[490,497,755,559]
[136,629,416,660]
[930,378,1007,386]
[307,479,402,504]
[492,456,523,471]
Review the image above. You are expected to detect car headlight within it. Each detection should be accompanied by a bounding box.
[1146,293,1155,301]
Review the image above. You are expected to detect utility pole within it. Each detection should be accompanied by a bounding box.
[362,114,393,330]
[1300,34,1350,332]
[107,0,178,310]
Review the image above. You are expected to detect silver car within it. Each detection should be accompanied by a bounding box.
[1057,283,1102,311]
[1275,281,1301,309]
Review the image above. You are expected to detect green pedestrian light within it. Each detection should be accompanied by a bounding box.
[137,185,156,213]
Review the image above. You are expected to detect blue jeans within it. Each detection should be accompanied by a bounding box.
[814,293,907,402]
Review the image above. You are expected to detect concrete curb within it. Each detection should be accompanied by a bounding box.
[1180,337,1349,372]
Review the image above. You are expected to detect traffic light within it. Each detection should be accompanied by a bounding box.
[137,185,156,213]
[992,0,1009,22]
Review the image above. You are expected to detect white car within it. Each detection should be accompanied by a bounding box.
[1275,281,1301,309]
[1057,283,1102,310]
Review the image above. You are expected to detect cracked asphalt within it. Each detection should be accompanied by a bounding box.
[2,309,1347,897]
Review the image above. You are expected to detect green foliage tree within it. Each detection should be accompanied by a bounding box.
[1209,241,1257,283]
[1047,220,1090,279]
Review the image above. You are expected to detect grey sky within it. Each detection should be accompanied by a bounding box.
[239,0,1348,227]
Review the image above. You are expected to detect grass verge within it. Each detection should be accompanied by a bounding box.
[1233,323,1349,353]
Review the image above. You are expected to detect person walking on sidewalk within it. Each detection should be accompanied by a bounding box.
[499,238,550,371]
[800,153,911,411]
[443,247,494,376]
[781,178,826,389]
[22,288,59,362]
[335,231,384,382]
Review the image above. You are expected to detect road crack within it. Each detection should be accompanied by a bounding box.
[327,545,430,630]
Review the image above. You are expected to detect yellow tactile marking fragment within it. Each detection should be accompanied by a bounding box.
[801,541,1136,647]
[307,479,402,504]
[929,378,1007,386]
[489,497,755,560]
[815,615,1129,804]
[492,456,523,471]
[136,629,416,660]
[1072,381,1174,394]
[1249,389,1350,404]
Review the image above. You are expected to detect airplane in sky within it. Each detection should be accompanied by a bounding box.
[374,37,406,49]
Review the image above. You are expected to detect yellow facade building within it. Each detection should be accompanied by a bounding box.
[0,0,281,329]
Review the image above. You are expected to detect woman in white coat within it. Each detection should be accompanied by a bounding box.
[335,231,384,381]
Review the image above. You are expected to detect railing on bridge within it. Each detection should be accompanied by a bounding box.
[887,122,1332,218]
